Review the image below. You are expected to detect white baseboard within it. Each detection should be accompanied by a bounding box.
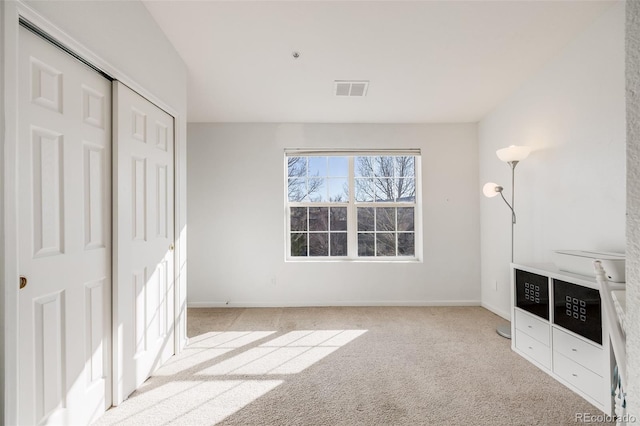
[187,300,482,308]
[481,301,511,321]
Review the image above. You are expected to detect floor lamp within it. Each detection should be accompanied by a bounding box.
[483,145,531,339]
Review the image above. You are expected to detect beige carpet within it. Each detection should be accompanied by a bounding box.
[95,307,611,425]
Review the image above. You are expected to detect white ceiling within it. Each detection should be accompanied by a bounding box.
[142,0,616,123]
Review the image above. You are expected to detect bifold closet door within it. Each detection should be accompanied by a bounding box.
[17,26,112,425]
[113,81,175,404]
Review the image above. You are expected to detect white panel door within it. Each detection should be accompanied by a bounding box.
[113,81,175,403]
[17,26,112,425]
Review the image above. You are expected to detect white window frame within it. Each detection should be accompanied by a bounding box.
[284,149,423,262]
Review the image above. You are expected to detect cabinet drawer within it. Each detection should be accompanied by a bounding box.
[515,309,550,345]
[515,329,550,369]
[552,327,603,374]
[553,352,604,404]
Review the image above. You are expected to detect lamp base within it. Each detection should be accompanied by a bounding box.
[496,323,511,339]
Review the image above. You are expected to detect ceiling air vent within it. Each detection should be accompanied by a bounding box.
[334,80,369,97]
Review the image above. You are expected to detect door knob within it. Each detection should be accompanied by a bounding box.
[19,276,27,289]
[169,244,174,251]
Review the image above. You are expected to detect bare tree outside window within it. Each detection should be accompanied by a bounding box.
[288,156,349,202]
[288,157,324,202]
[355,156,415,202]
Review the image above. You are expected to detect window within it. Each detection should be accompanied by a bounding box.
[286,151,420,260]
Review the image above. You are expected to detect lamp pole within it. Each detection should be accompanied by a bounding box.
[508,161,518,263]
[495,160,519,339]
[486,145,530,340]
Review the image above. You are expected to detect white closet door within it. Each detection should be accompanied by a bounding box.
[17,26,112,425]
[113,81,175,404]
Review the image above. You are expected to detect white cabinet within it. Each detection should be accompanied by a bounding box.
[515,309,550,346]
[553,327,603,373]
[514,327,551,369]
[510,263,620,415]
[553,350,605,403]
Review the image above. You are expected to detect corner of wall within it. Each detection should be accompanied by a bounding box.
[0,0,6,421]
[626,0,640,418]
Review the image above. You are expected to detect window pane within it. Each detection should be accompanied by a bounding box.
[309,207,328,231]
[329,157,348,177]
[308,178,326,202]
[398,233,415,256]
[375,178,395,202]
[355,178,374,202]
[309,233,328,256]
[376,233,395,256]
[358,233,375,256]
[397,207,414,231]
[376,207,396,231]
[288,178,307,202]
[330,233,347,256]
[330,207,347,231]
[355,156,374,177]
[357,207,375,231]
[290,207,307,231]
[374,156,394,177]
[328,178,348,202]
[291,233,307,256]
[396,178,415,202]
[288,156,307,178]
[308,157,327,177]
[395,156,415,178]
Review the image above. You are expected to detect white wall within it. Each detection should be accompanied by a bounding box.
[479,2,626,319]
[0,3,5,421]
[626,0,640,418]
[188,123,479,306]
[1,0,188,422]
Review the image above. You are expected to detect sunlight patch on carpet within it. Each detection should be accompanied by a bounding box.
[98,330,367,425]
[97,380,282,425]
[153,331,277,376]
[152,348,234,376]
[197,329,367,376]
[188,331,277,348]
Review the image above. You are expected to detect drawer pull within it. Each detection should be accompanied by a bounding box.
[571,348,577,352]
[528,346,533,350]
[572,373,578,377]
[528,325,532,328]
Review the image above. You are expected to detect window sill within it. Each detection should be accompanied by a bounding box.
[285,257,422,264]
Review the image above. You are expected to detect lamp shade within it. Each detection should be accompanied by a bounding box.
[483,182,502,198]
[496,145,531,163]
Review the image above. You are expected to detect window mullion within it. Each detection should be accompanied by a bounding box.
[348,157,357,258]
[373,207,377,258]
[395,207,399,257]
[306,206,310,257]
